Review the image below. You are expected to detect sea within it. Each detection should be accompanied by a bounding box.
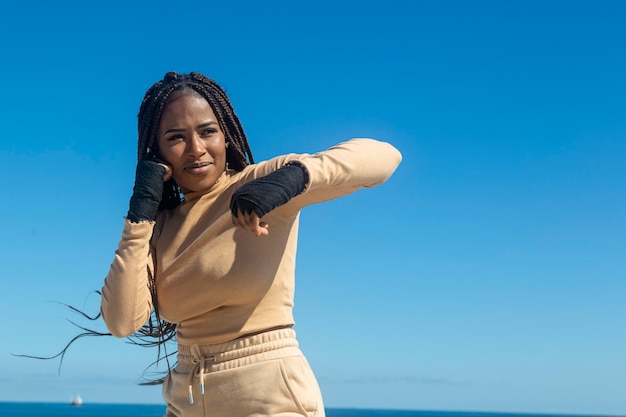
[0,402,622,417]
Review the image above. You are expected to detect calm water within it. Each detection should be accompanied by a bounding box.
[0,402,620,417]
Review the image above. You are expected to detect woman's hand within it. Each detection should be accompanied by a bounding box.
[231,210,269,237]
[127,156,171,223]
[160,163,172,182]
[229,162,308,236]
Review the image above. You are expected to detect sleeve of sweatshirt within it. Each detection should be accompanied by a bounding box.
[286,138,402,209]
[100,219,155,338]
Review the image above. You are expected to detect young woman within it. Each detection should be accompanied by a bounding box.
[101,71,402,417]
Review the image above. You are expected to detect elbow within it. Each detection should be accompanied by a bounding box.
[358,138,403,172]
[100,307,141,339]
[377,139,402,166]
[107,325,135,339]
[389,143,403,168]
[372,140,403,183]
[104,320,138,339]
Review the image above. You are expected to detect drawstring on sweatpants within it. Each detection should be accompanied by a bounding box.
[188,345,215,404]
[177,328,299,405]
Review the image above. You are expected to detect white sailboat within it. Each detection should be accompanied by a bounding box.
[69,395,83,406]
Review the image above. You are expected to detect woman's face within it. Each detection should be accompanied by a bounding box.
[157,93,227,194]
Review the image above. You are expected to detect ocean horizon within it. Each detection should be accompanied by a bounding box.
[0,401,623,417]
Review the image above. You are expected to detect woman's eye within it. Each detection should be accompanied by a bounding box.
[202,128,217,136]
[168,134,185,141]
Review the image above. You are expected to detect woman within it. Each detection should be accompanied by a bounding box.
[101,71,402,417]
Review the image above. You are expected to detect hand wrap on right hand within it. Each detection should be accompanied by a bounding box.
[127,159,166,223]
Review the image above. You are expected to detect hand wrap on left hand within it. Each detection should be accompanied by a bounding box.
[230,162,308,218]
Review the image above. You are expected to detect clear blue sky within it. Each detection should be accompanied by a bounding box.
[1,0,625,415]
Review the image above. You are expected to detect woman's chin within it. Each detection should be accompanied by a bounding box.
[178,171,224,194]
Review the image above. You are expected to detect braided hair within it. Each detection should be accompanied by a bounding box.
[137,71,255,210]
[17,72,253,385]
[133,72,256,382]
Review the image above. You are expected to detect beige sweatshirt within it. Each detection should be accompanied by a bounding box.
[101,138,402,346]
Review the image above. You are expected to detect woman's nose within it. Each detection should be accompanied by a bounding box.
[187,133,206,157]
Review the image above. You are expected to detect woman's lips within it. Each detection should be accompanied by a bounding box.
[184,161,213,175]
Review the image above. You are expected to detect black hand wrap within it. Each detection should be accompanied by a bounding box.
[230,162,308,218]
[127,159,166,223]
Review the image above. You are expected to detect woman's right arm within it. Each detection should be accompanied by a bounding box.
[100,220,156,338]
[101,158,167,338]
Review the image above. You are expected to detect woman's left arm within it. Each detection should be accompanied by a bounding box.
[230,139,402,234]
[288,138,402,208]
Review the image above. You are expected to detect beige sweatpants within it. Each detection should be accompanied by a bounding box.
[162,328,326,417]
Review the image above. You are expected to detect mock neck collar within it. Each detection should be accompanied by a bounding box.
[181,169,233,203]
